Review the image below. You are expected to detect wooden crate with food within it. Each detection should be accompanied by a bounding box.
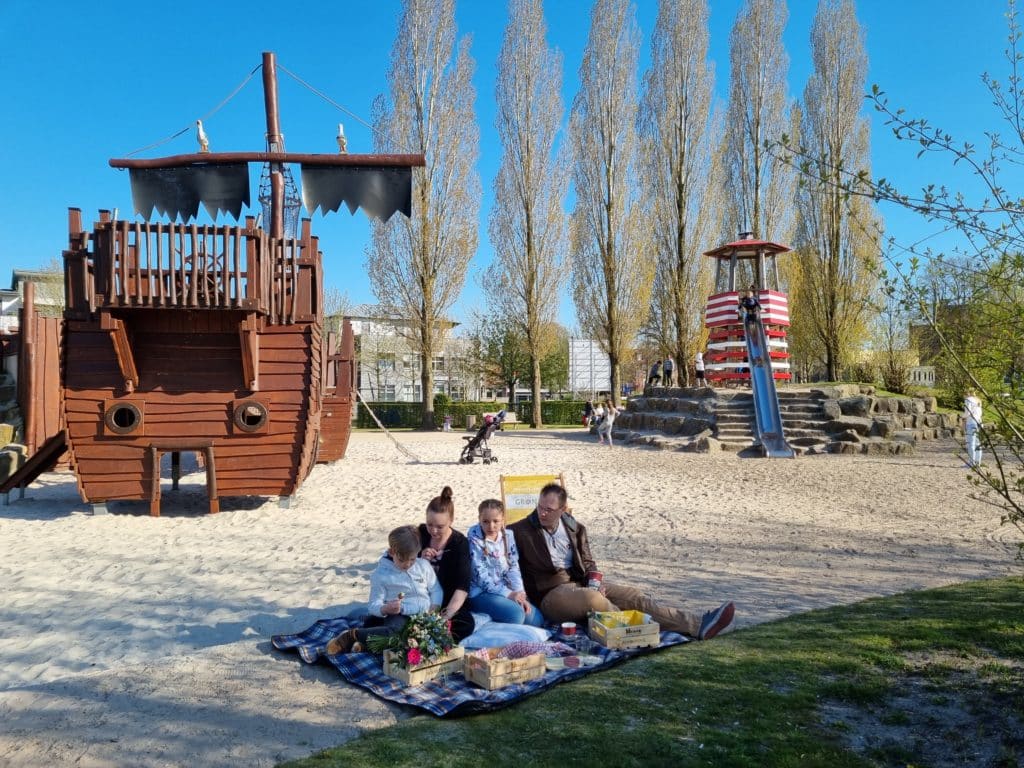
[383,646,465,686]
[463,648,547,690]
[587,610,660,650]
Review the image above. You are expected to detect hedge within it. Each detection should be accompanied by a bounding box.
[514,400,589,426]
[356,401,425,428]
[356,400,591,428]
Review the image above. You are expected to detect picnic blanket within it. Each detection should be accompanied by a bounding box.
[271,616,689,717]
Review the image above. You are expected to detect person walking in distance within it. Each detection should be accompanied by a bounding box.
[646,360,662,388]
[963,389,983,467]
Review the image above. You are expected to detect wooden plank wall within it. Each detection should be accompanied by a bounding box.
[63,310,315,503]
[318,323,355,463]
[218,323,314,496]
[34,316,63,451]
[16,287,64,456]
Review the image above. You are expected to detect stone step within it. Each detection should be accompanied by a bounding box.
[779,419,831,431]
[716,415,757,428]
[714,405,754,414]
[717,423,755,432]
[716,431,755,441]
[779,405,824,415]
[780,428,832,440]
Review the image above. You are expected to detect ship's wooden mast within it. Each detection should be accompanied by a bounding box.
[262,51,285,239]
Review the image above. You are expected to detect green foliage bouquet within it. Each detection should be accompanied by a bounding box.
[367,611,455,669]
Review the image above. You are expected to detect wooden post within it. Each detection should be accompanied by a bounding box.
[20,282,36,456]
[204,446,219,514]
[171,451,180,490]
[148,445,161,516]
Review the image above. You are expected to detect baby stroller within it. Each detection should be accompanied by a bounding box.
[459,410,505,464]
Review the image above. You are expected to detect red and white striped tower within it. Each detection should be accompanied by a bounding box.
[702,233,792,384]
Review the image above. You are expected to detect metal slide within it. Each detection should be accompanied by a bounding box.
[743,315,796,458]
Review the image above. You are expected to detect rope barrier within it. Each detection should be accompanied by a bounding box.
[354,389,423,463]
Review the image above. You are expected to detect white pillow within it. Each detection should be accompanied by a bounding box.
[459,622,551,649]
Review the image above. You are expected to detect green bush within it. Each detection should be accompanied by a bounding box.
[357,401,511,429]
[514,400,589,426]
[356,401,424,428]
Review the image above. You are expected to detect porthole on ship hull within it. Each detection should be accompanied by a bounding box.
[103,401,143,436]
[233,400,269,433]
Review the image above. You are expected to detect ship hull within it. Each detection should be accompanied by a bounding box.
[63,309,321,511]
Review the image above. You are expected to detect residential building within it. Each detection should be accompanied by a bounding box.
[340,305,486,403]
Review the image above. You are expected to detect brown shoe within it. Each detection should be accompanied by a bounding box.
[326,628,358,655]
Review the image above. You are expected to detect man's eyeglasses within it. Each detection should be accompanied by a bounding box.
[537,505,564,516]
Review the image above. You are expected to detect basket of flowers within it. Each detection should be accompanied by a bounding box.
[369,611,465,686]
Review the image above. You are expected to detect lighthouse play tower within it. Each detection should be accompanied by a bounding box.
[702,233,792,383]
[702,233,795,458]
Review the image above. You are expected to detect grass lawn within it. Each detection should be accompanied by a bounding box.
[280,577,1023,768]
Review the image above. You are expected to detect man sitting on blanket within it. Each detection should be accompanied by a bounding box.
[510,483,735,640]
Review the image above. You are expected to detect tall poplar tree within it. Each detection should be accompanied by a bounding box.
[488,0,567,427]
[569,0,650,404]
[640,0,719,384]
[367,0,480,428]
[791,0,877,381]
[723,0,795,245]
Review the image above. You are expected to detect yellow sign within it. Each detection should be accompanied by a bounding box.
[499,473,565,524]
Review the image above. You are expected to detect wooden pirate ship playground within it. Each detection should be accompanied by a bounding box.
[9,53,420,514]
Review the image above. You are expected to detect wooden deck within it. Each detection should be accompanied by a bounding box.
[64,209,320,326]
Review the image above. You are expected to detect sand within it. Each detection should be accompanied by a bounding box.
[0,429,1018,766]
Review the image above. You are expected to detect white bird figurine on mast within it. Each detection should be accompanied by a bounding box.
[336,123,347,154]
[196,120,210,153]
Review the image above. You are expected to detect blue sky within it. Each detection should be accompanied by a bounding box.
[0,1,1015,328]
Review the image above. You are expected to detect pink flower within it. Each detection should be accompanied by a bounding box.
[407,647,423,666]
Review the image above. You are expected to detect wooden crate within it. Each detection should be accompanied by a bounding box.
[588,610,660,650]
[383,646,465,686]
[463,648,547,690]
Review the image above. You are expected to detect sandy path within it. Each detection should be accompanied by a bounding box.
[0,430,1017,766]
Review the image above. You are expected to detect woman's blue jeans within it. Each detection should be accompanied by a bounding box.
[469,592,546,626]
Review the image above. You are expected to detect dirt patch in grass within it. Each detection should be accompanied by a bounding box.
[819,650,1024,766]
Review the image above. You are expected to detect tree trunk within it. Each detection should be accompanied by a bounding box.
[531,353,542,428]
[421,323,435,430]
[609,354,621,407]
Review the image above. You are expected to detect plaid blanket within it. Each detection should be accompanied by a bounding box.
[271,616,689,717]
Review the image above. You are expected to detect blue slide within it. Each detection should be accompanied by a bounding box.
[744,314,796,458]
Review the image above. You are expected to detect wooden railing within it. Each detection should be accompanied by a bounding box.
[65,209,320,325]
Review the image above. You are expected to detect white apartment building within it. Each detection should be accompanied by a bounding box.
[343,305,485,403]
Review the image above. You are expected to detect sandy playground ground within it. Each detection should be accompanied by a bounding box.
[0,428,1019,767]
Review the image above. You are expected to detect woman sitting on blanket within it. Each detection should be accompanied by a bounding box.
[467,499,546,627]
[418,486,477,643]
[326,525,441,655]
